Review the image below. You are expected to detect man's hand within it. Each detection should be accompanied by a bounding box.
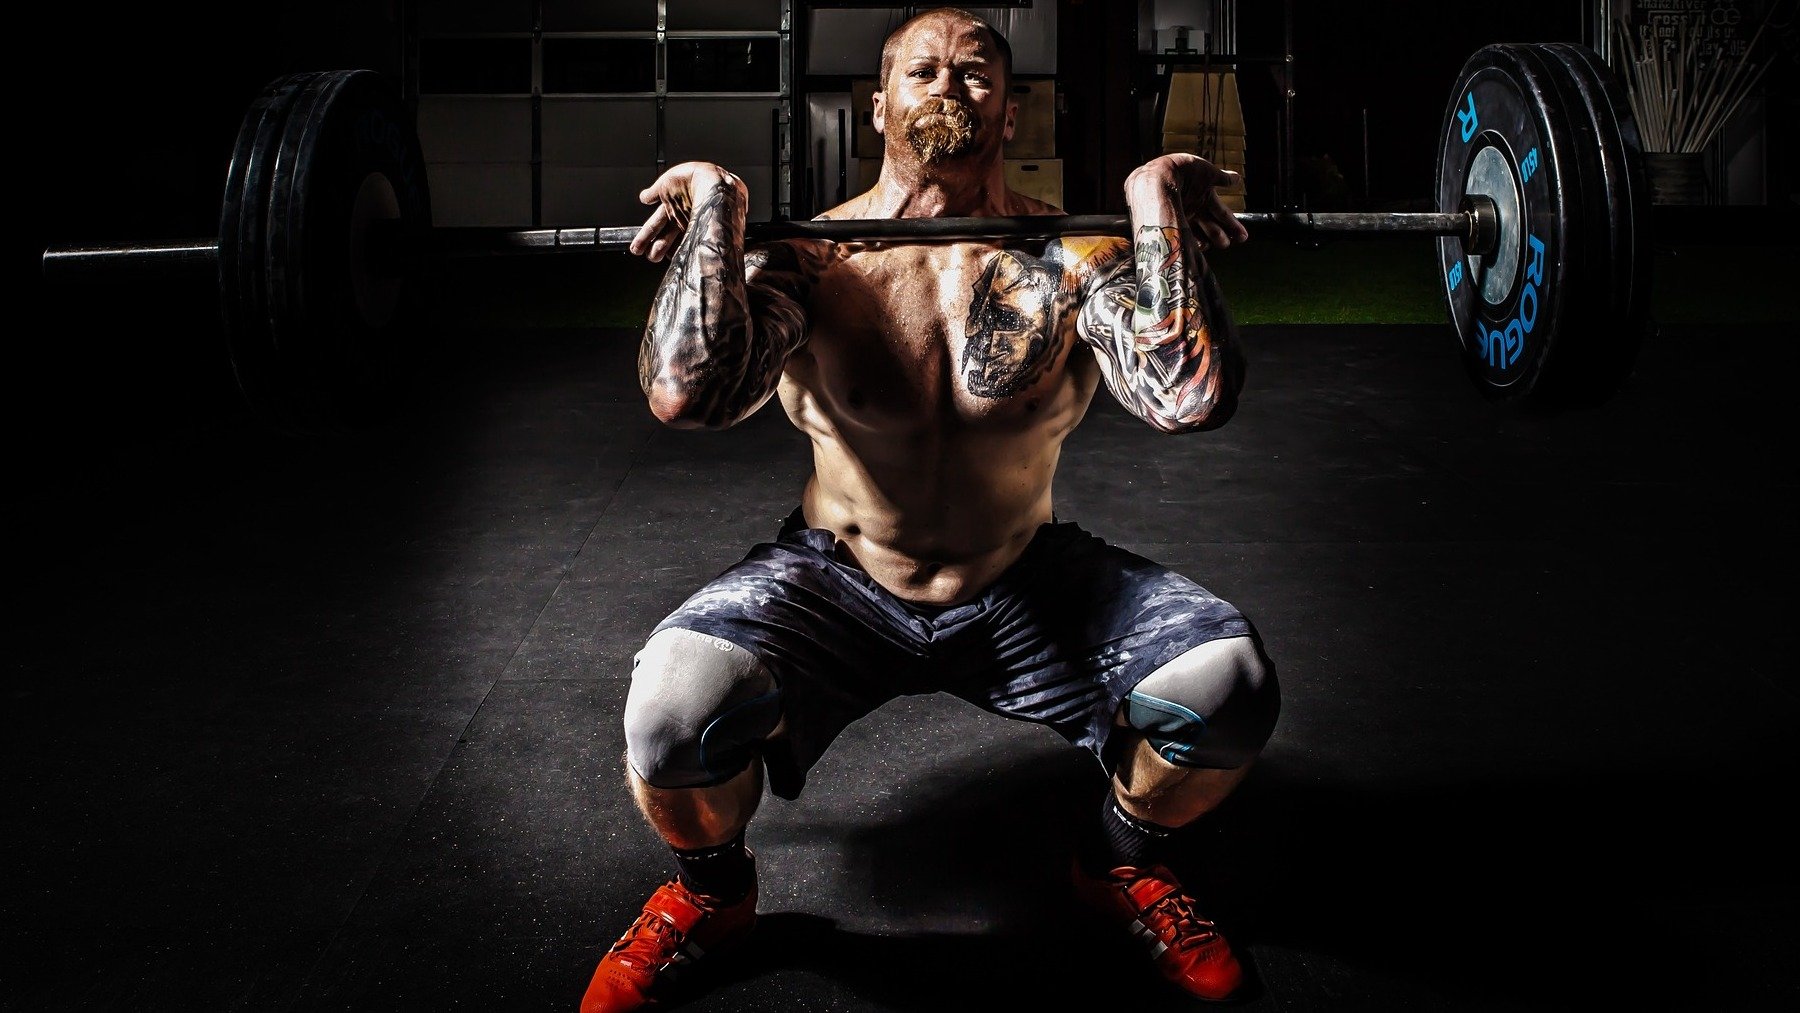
[1124,153,1249,251]
[633,159,819,432]
[630,161,746,263]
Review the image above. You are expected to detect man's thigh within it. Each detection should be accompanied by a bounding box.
[948,524,1255,767]
[643,531,928,798]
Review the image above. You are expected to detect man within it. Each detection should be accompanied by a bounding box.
[582,8,1278,1010]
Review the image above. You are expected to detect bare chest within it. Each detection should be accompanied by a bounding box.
[786,243,1090,427]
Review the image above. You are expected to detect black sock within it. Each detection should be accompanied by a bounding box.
[672,830,754,904]
[1081,794,1175,874]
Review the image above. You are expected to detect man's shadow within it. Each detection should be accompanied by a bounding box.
[654,750,1794,1011]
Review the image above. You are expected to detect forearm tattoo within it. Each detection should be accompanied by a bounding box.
[638,184,820,427]
[1076,226,1237,432]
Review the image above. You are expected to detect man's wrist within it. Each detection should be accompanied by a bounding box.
[695,168,747,202]
[1124,179,1180,228]
[1125,205,1179,231]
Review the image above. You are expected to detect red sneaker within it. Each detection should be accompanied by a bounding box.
[579,873,758,1013]
[1073,861,1244,1002]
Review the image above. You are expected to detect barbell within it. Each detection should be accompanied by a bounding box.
[41,42,1648,434]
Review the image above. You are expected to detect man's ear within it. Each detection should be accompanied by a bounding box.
[872,89,886,136]
[1003,97,1017,143]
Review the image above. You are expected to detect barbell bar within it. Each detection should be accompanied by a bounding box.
[477,208,1496,254]
[42,207,1500,278]
[38,42,1648,434]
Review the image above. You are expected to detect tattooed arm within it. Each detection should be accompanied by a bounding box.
[1071,154,1249,433]
[632,162,827,430]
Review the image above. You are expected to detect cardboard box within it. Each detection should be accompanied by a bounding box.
[1161,70,1244,136]
[852,78,883,158]
[1005,158,1063,208]
[1162,133,1247,165]
[1005,78,1055,158]
[1153,26,1211,56]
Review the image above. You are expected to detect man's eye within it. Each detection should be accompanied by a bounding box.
[910,68,934,78]
[964,72,990,84]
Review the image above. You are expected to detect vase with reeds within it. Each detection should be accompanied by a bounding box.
[1612,12,1780,205]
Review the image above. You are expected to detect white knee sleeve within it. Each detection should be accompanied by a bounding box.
[624,628,780,788]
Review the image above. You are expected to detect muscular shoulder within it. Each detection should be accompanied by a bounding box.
[1046,235,1132,294]
[1006,190,1063,216]
[819,191,874,220]
[746,238,832,273]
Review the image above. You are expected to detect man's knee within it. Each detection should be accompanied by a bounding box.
[624,628,781,789]
[1122,635,1279,770]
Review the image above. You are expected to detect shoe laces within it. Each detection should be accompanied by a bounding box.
[1148,890,1221,950]
[608,895,684,967]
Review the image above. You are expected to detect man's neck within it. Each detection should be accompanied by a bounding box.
[869,154,1014,218]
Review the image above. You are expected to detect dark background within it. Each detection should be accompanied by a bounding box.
[21,4,1799,584]
[1245,0,1595,208]
[31,1,1796,242]
[13,5,1799,1011]
[25,0,1796,578]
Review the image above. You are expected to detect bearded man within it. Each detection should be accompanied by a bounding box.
[582,9,1278,1009]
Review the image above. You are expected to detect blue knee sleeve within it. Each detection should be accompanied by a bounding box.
[1124,691,1213,767]
[1122,636,1279,770]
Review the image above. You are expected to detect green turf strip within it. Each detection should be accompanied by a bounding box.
[1209,241,1447,324]
[1212,241,1797,325]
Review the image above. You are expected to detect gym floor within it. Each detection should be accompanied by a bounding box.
[9,264,1799,1011]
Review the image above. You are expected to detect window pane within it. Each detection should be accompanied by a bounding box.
[420,38,532,94]
[667,0,782,31]
[542,0,658,31]
[543,39,657,93]
[420,0,534,34]
[417,97,533,162]
[667,38,781,93]
[542,99,657,165]
[805,9,897,76]
[666,98,780,164]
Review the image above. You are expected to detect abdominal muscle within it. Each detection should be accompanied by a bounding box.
[778,344,1099,607]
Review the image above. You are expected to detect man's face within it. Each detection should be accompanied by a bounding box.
[873,16,1015,168]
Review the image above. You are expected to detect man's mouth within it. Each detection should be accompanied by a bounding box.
[902,99,980,163]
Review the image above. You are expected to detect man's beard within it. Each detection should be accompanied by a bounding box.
[899,97,981,164]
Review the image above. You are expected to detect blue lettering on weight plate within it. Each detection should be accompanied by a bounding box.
[1482,233,1546,370]
[1457,91,1479,143]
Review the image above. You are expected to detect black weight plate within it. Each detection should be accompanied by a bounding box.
[260,73,343,431]
[1509,44,1615,408]
[1436,46,1582,401]
[218,72,321,425]
[263,70,429,434]
[1535,42,1650,407]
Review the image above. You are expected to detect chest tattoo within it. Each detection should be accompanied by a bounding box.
[960,249,1064,399]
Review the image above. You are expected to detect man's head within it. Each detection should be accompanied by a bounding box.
[871,8,1016,169]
